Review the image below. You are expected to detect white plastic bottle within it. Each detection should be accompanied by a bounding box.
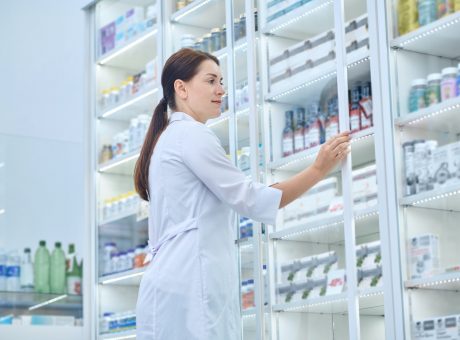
[0,249,7,290]
[6,251,21,292]
[20,248,34,291]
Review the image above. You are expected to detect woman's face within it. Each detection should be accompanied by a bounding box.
[175,59,225,123]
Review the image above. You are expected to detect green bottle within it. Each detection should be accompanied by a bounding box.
[67,245,82,295]
[34,240,50,293]
[50,242,66,294]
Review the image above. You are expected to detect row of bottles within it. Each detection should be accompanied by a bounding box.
[0,241,82,294]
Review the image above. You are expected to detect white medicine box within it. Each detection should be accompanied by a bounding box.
[448,141,460,185]
[413,319,436,340]
[436,315,459,340]
[410,234,440,280]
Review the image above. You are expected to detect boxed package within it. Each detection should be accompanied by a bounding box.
[357,265,383,288]
[326,269,346,296]
[277,282,300,304]
[413,318,436,340]
[306,251,338,278]
[302,276,328,299]
[356,241,381,269]
[448,141,460,185]
[436,315,459,339]
[430,144,451,190]
[352,164,378,209]
[410,234,440,279]
[100,21,116,55]
[279,258,303,282]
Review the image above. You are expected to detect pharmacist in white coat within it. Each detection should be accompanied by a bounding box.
[134,48,350,340]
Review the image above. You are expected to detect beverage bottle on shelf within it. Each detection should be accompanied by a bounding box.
[360,81,373,130]
[0,249,6,291]
[34,240,50,293]
[20,248,34,292]
[350,83,361,133]
[282,110,294,157]
[50,242,66,294]
[6,251,21,292]
[308,104,321,148]
[294,108,305,153]
[67,247,82,295]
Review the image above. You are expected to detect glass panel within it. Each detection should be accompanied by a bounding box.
[263,1,351,338]
[95,0,158,336]
[388,0,460,338]
[344,0,387,338]
[0,134,83,326]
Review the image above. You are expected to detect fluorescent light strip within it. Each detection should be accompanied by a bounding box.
[28,294,68,311]
[360,290,384,298]
[407,103,460,126]
[351,131,374,144]
[0,209,5,215]
[355,210,379,221]
[103,334,136,340]
[412,189,460,206]
[399,17,460,47]
[173,0,212,22]
[283,297,347,312]
[418,277,460,288]
[272,71,336,101]
[270,1,333,33]
[99,153,140,172]
[280,219,342,240]
[101,88,158,119]
[101,271,144,285]
[242,312,256,319]
[98,29,158,65]
[347,57,370,69]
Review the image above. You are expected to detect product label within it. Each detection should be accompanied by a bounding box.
[441,79,456,101]
[350,111,361,132]
[294,132,304,152]
[283,136,294,156]
[6,266,20,278]
[326,122,339,141]
[309,127,320,148]
[360,98,373,129]
[426,84,441,106]
[67,276,82,295]
[0,265,4,276]
[404,151,416,196]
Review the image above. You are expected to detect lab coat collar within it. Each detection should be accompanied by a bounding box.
[169,111,197,123]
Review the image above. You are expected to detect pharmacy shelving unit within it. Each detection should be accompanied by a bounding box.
[379,1,460,338]
[259,0,395,339]
[86,0,162,338]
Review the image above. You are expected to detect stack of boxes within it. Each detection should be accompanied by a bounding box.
[356,241,383,288]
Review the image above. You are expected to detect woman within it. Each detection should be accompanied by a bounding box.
[134,48,350,340]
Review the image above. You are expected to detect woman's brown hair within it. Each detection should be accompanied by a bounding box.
[134,48,219,201]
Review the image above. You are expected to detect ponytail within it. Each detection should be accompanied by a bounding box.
[134,98,168,201]
[134,48,219,202]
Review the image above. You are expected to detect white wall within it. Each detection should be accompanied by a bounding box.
[0,1,89,257]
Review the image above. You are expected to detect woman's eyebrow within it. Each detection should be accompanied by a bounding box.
[205,73,223,79]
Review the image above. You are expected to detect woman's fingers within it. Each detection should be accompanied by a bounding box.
[330,134,351,151]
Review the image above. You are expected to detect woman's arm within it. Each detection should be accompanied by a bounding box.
[272,131,351,208]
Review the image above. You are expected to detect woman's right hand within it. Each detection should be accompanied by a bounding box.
[312,131,351,177]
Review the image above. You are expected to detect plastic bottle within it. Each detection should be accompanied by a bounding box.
[409,79,427,112]
[6,251,21,292]
[20,248,34,291]
[100,312,112,334]
[326,98,339,141]
[67,250,81,295]
[457,63,460,96]
[308,109,321,148]
[418,0,437,26]
[437,0,454,17]
[134,246,146,268]
[456,0,460,11]
[349,84,361,134]
[360,82,373,129]
[127,249,135,271]
[0,249,6,290]
[34,240,50,293]
[441,67,457,101]
[426,73,442,106]
[294,108,305,153]
[246,279,255,308]
[282,110,294,157]
[50,242,66,294]
[397,0,419,35]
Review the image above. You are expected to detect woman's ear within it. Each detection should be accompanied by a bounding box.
[174,79,187,100]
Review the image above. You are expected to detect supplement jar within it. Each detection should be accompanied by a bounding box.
[409,78,427,112]
[426,73,442,106]
[441,67,457,101]
[418,0,437,26]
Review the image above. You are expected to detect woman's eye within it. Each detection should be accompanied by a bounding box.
[208,79,215,84]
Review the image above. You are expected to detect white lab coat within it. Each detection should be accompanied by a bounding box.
[136,112,282,340]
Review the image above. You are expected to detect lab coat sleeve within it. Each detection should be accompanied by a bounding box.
[181,122,282,225]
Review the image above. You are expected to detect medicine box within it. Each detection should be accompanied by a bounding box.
[430,144,451,190]
[413,318,436,340]
[410,234,440,279]
[448,141,460,186]
[436,314,459,340]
